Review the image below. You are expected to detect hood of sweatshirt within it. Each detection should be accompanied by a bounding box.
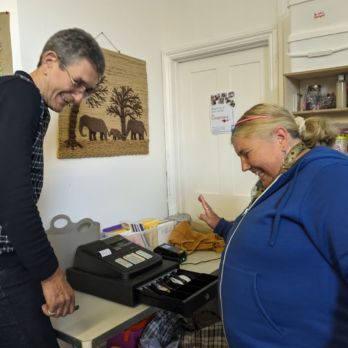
[250,146,348,247]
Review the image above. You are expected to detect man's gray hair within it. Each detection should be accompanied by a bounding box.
[38,28,105,78]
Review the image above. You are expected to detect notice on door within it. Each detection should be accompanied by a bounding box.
[210,91,235,134]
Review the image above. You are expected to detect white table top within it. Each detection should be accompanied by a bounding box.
[52,250,221,347]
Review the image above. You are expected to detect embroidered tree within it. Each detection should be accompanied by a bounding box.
[106,86,143,139]
[64,75,108,149]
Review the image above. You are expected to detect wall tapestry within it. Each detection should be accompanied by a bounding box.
[58,48,149,158]
[0,12,13,76]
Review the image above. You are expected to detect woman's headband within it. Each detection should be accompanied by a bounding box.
[235,114,273,126]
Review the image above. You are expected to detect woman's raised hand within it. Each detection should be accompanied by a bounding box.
[198,194,221,230]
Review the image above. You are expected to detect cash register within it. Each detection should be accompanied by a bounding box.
[66,235,218,316]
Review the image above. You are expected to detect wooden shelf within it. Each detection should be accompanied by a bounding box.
[284,65,348,126]
[294,108,348,117]
[285,65,348,80]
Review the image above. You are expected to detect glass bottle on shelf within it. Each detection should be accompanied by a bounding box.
[336,74,347,109]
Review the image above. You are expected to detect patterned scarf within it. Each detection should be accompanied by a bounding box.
[251,142,308,201]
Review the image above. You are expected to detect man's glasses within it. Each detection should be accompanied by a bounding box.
[59,60,95,97]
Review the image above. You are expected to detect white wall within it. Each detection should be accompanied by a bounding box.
[160,0,279,50]
[12,0,168,229]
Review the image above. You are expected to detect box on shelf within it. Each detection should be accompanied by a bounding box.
[287,0,348,71]
[288,0,347,34]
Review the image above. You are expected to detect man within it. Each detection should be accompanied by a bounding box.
[0,28,105,347]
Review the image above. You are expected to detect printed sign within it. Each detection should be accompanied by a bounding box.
[210,91,235,134]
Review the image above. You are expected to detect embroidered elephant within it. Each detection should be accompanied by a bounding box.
[109,128,123,140]
[79,115,108,141]
[126,119,147,140]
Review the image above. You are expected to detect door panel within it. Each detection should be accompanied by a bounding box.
[177,47,271,221]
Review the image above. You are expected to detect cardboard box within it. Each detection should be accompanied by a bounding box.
[287,0,348,71]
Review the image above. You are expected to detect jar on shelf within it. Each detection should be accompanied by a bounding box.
[319,93,336,109]
[333,134,348,154]
[304,84,321,110]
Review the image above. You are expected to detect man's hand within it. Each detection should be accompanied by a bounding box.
[41,267,76,318]
[198,194,221,230]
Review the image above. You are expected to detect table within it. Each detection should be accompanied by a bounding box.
[52,250,221,348]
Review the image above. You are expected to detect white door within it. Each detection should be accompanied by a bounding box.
[175,46,274,222]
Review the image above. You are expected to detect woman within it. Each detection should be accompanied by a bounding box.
[199,104,348,347]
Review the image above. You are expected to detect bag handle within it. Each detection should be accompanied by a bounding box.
[47,214,73,234]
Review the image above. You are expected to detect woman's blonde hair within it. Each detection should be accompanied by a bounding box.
[301,117,336,148]
[232,103,335,149]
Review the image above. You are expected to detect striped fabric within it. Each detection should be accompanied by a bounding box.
[179,321,228,348]
[0,224,14,254]
[30,98,50,203]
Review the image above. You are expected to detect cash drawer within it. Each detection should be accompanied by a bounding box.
[136,269,218,316]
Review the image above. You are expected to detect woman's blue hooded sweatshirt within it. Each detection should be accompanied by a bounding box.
[215,146,348,348]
